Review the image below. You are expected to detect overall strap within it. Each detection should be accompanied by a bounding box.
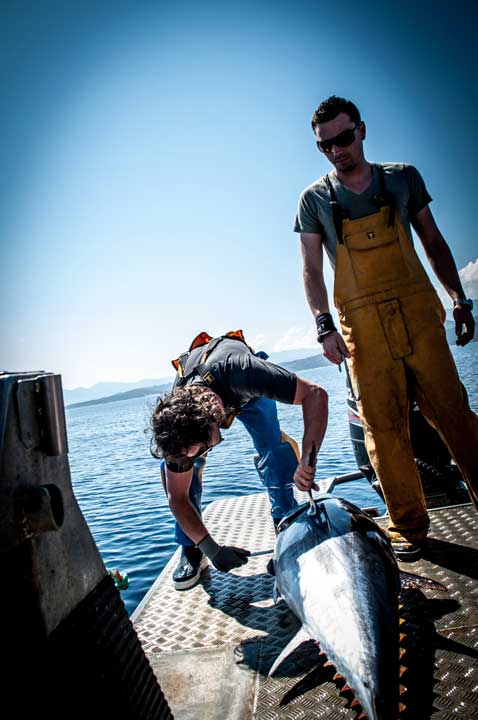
[193,336,225,386]
[325,174,345,244]
[374,164,395,227]
[174,352,190,380]
[175,336,225,388]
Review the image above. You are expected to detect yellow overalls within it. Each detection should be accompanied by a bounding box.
[327,171,478,542]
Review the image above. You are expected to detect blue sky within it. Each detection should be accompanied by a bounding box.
[2,0,477,389]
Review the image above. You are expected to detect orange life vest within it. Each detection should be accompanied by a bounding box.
[171,329,250,382]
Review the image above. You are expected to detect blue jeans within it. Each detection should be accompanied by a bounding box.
[161,396,299,547]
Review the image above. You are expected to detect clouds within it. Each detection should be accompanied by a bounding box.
[247,326,318,355]
[435,259,478,308]
[460,259,478,301]
[275,259,478,350]
[272,325,317,352]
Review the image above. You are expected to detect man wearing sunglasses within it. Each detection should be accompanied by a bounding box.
[294,95,477,561]
[150,331,328,589]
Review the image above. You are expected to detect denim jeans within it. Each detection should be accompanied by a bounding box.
[162,396,299,547]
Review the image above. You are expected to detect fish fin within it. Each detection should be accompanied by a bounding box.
[272,582,281,603]
[399,570,447,592]
[268,626,311,676]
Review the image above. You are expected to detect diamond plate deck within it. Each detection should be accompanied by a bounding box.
[133,494,478,719]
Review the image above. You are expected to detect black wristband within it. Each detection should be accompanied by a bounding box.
[453,298,474,310]
[315,312,337,343]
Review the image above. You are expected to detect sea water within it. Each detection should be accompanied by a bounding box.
[66,344,478,615]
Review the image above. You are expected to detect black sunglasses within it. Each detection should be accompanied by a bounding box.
[191,433,224,461]
[316,123,360,154]
[166,433,224,473]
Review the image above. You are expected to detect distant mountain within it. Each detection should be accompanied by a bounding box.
[63,348,320,400]
[67,382,172,409]
[65,322,476,410]
[268,347,319,363]
[65,350,328,409]
[281,354,329,372]
[63,377,173,406]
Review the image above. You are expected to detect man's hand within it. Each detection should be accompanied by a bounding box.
[294,457,319,493]
[292,380,328,493]
[198,533,250,572]
[210,546,250,572]
[322,331,350,365]
[454,305,475,346]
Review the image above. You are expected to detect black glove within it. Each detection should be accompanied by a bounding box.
[211,545,250,571]
[198,534,250,572]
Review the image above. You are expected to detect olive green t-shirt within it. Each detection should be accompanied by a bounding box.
[293,162,432,269]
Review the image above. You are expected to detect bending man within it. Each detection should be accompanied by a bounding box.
[150,330,328,589]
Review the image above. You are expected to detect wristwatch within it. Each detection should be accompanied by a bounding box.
[453,298,474,310]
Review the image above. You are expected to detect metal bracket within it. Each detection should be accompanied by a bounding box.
[16,374,68,456]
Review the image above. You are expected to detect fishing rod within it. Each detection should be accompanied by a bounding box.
[338,351,360,401]
[308,442,317,516]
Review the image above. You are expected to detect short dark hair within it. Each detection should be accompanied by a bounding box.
[311,95,361,133]
[149,385,224,460]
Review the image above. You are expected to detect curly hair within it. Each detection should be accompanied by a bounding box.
[311,95,361,134]
[149,385,225,460]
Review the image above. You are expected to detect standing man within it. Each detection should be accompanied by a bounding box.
[150,330,328,589]
[294,95,477,561]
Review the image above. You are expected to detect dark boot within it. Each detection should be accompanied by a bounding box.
[172,546,208,590]
[391,537,425,562]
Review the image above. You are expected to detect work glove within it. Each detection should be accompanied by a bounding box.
[198,534,250,572]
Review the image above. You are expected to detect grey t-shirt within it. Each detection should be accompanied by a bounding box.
[293,163,432,269]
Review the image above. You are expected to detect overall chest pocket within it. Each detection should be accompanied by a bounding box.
[344,225,409,290]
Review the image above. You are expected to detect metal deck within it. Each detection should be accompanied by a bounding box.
[133,493,478,719]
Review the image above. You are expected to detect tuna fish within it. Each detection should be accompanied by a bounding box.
[270,495,401,720]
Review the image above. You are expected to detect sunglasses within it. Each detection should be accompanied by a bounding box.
[316,123,360,154]
[191,433,224,461]
[166,433,224,473]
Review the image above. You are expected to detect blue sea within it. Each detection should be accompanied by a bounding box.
[66,344,478,615]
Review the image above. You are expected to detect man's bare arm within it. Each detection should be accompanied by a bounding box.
[292,376,328,492]
[165,466,251,569]
[411,206,466,300]
[300,232,331,314]
[300,232,350,363]
[165,467,208,544]
[412,206,475,345]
